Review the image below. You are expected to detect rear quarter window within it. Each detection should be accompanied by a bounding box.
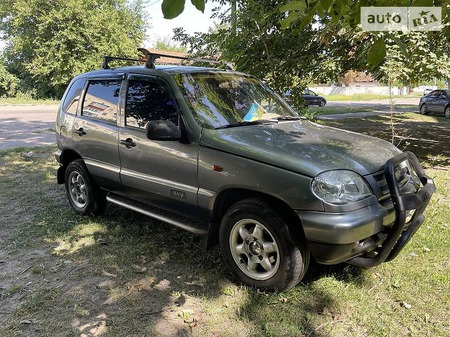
[62,78,85,114]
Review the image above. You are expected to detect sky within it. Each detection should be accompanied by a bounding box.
[144,0,219,47]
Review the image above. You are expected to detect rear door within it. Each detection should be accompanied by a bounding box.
[118,74,200,218]
[72,76,122,191]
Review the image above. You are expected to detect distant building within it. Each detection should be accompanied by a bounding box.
[144,48,188,65]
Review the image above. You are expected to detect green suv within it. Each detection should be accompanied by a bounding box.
[55,53,435,291]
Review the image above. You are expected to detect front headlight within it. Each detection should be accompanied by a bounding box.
[311,170,372,205]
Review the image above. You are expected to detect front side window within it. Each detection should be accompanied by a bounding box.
[125,78,178,129]
[174,72,298,129]
[82,79,121,123]
[428,90,439,98]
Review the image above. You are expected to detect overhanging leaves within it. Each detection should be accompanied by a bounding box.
[162,0,185,19]
[368,38,386,69]
[279,1,307,12]
[191,0,205,13]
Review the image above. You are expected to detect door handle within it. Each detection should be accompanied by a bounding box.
[120,138,137,148]
[74,128,86,136]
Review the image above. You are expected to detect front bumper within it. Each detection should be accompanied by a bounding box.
[297,151,435,266]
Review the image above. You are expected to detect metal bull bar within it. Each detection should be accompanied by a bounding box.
[349,151,436,267]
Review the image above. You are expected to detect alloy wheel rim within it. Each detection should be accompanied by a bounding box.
[68,172,87,208]
[229,219,280,280]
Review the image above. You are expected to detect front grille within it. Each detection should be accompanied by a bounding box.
[371,160,422,206]
[372,170,391,202]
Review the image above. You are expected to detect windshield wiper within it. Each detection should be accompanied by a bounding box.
[215,119,278,130]
[215,120,263,129]
[275,116,301,121]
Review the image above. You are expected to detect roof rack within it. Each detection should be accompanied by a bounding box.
[101,48,233,70]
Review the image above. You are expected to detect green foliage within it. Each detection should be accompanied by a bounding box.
[368,38,387,69]
[191,0,206,13]
[162,0,205,19]
[0,58,19,97]
[153,36,188,53]
[276,0,450,79]
[0,0,146,98]
[162,0,186,19]
[377,31,450,87]
[175,0,347,100]
[173,0,449,90]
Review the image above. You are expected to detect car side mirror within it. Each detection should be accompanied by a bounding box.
[145,120,181,141]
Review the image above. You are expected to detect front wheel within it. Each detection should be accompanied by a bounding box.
[319,99,326,107]
[420,104,428,115]
[445,106,450,118]
[65,160,106,215]
[219,198,309,292]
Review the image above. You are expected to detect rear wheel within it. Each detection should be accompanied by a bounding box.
[445,106,450,118]
[65,160,106,215]
[420,104,428,115]
[219,198,309,292]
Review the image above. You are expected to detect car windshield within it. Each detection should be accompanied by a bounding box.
[174,72,299,129]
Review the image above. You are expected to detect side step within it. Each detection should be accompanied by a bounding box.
[106,194,208,235]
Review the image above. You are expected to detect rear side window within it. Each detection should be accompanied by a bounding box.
[82,79,121,123]
[125,78,178,129]
[62,78,84,114]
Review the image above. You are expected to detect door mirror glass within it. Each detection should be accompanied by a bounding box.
[145,120,181,141]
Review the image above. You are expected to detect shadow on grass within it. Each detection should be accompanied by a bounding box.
[323,113,450,168]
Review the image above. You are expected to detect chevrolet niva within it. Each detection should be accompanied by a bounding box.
[55,52,435,292]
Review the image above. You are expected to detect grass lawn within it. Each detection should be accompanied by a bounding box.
[324,93,422,101]
[309,105,380,115]
[0,97,58,106]
[0,113,449,336]
[308,104,419,116]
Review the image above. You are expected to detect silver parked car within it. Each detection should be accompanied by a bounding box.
[419,89,450,118]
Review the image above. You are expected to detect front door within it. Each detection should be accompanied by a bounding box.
[118,74,200,219]
[435,90,448,113]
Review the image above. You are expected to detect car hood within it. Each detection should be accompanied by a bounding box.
[200,120,401,177]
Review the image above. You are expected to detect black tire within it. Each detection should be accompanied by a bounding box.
[445,106,450,118]
[319,99,326,107]
[219,198,310,292]
[64,159,106,215]
[420,104,428,115]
